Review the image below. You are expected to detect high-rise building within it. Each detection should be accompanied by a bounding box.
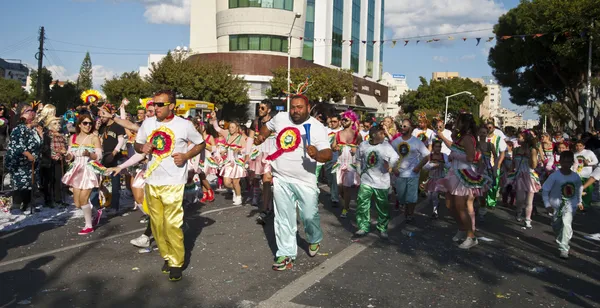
[189,0,387,114]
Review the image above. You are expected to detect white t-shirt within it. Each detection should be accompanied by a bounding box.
[494,128,505,139]
[573,149,599,178]
[327,127,343,162]
[391,136,430,178]
[431,129,453,155]
[359,130,369,141]
[591,167,600,180]
[136,116,204,185]
[542,171,582,213]
[412,128,434,145]
[356,141,399,189]
[266,113,330,187]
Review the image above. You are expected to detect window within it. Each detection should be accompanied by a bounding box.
[351,0,361,73]
[302,0,315,61]
[366,0,375,77]
[380,0,384,79]
[229,34,288,53]
[230,0,293,11]
[331,0,344,67]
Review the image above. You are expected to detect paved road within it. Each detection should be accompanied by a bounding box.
[1,187,599,308]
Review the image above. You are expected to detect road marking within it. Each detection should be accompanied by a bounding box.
[0,205,243,268]
[259,202,425,307]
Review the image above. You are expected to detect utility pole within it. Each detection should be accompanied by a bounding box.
[585,21,593,132]
[35,26,45,101]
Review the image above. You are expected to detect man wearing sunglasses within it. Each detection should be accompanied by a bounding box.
[135,90,205,281]
[482,119,507,215]
[324,114,342,206]
[332,110,362,218]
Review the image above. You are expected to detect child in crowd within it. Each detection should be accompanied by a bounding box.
[573,139,598,210]
[542,151,583,259]
[501,140,515,207]
[419,140,449,219]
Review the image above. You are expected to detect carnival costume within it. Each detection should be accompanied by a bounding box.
[505,149,541,193]
[249,123,276,176]
[437,136,490,196]
[219,133,247,179]
[333,131,360,187]
[484,133,507,207]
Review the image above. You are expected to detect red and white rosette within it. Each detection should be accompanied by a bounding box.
[266,127,302,161]
[144,126,176,178]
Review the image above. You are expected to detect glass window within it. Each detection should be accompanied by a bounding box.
[239,0,249,6]
[273,0,284,9]
[260,36,271,51]
[284,0,293,11]
[303,41,314,61]
[272,37,282,52]
[229,0,238,8]
[230,35,239,51]
[262,0,274,8]
[249,35,260,50]
[231,0,292,10]
[239,36,249,50]
[282,40,288,53]
[249,0,260,7]
[331,0,343,67]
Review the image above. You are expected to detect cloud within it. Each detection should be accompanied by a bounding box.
[385,0,506,40]
[460,54,477,61]
[432,56,449,63]
[43,64,119,90]
[136,0,191,24]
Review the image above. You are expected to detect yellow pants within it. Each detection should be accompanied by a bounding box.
[145,184,185,268]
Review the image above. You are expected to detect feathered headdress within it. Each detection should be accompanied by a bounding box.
[283,76,313,103]
[417,111,428,123]
[140,97,154,108]
[81,89,103,104]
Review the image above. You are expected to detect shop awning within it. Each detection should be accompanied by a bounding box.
[357,93,380,110]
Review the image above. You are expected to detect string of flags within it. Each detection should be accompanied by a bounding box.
[291,31,591,47]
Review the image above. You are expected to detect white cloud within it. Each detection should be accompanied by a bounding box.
[460,54,477,61]
[432,56,449,63]
[385,0,506,40]
[136,0,191,24]
[43,64,119,90]
[46,65,78,82]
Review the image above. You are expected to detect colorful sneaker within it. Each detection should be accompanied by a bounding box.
[200,191,208,203]
[308,243,320,257]
[458,237,478,249]
[340,209,348,218]
[161,261,170,274]
[169,267,183,281]
[206,189,215,202]
[272,256,293,271]
[78,227,94,235]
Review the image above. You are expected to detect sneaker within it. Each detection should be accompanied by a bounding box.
[139,215,149,224]
[431,211,439,219]
[379,230,389,240]
[353,229,368,238]
[169,267,183,281]
[256,211,272,225]
[161,261,170,274]
[524,220,532,229]
[233,196,242,206]
[340,209,348,218]
[78,227,94,235]
[200,191,208,203]
[206,189,215,202]
[452,230,466,242]
[458,237,478,249]
[130,234,151,248]
[516,215,523,222]
[272,256,294,271]
[559,250,569,259]
[308,243,320,257]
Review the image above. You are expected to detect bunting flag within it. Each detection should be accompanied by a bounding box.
[349,40,353,46]
[462,37,467,41]
[501,35,512,40]
[392,40,397,47]
[486,37,495,42]
[404,40,409,46]
[476,38,481,46]
[362,40,367,44]
[448,36,455,40]
[416,40,420,44]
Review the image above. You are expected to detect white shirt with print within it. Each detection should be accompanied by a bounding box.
[573,149,599,178]
[542,170,582,213]
[431,129,453,155]
[356,141,399,189]
[391,135,430,178]
[412,128,434,145]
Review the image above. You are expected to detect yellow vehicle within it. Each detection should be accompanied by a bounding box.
[175,99,215,120]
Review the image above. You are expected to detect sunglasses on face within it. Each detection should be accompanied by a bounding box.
[153,102,170,107]
[81,122,93,126]
[259,106,268,111]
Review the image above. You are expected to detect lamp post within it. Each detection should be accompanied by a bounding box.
[287,12,302,112]
[444,91,474,124]
[174,45,191,59]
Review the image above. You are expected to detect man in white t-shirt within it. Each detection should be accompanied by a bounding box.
[412,118,434,151]
[573,139,598,209]
[135,90,205,282]
[392,119,430,222]
[483,120,507,211]
[254,95,332,271]
[431,118,453,155]
[324,114,342,205]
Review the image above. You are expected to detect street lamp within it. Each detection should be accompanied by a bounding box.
[287,12,302,112]
[444,91,474,124]
[174,45,192,59]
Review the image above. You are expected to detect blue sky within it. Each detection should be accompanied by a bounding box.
[0,0,535,119]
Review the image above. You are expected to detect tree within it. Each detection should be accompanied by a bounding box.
[103,71,152,114]
[399,77,487,122]
[266,67,354,103]
[148,52,250,120]
[77,52,93,91]
[49,82,81,115]
[29,67,53,103]
[488,0,600,129]
[0,78,28,107]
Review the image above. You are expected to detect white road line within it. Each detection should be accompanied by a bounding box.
[0,205,243,268]
[259,202,426,307]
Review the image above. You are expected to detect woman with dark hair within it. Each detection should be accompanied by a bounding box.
[437,113,489,249]
[508,130,541,228]
[5,102,43,213]
[62,114,102,235]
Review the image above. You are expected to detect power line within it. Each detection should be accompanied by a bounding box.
[0,36,37,55]
[47,49,149,56]
[46,38,167,52]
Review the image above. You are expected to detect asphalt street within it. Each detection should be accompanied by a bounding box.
[1,187,599,308]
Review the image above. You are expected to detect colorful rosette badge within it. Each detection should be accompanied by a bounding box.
[80,89,103,104]
[266,127,301,161]
[561,182,576,199]
[144,126,176,178]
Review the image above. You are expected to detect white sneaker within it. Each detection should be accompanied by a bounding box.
[458,237,478,249]
[232,196,242,206]
[524,220,532,229]
[130,234,150,248]
[452,230,466,242]
[559,250,569,259]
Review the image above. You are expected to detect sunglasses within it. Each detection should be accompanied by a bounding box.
[81,122,93,126]
[153,102,171,107]
[259,106,268,111]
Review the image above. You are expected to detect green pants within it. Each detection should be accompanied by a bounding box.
[356,185,390,232]
[582,178,592,209]
[485,169,500,208]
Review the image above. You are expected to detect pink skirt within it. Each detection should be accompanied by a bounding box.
[132,169,145,189]
[436,168,487,197]
[62,162,99,190]
[220,161,247,179]
[506,170,541,193]
[425,177,444,192]
[248,153,272,176]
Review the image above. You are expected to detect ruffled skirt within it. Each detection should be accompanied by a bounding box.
[436,168,489,197]
[505,170,541,193]
[220,159,247,179]
[248,152,272,176]
[132,168,146,189]
[62,162,99,190]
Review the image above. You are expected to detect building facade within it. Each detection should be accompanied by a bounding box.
[476,77,502,121]
[189,0,387,114]
[139,54,167,78]
[0,58,29,87]
[379,72,409,116]
[432,72,460,81]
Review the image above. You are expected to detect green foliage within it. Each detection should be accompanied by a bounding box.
[537,102,572,132]
[488,0,600,129]
[399,77,486,122]
[0,78,28,107]
[29,67,53,102]
[266,67,354,103]
[147,52,250,120]
[49,82,82,115]
[103,71,153,115]
[77,52,93,91]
